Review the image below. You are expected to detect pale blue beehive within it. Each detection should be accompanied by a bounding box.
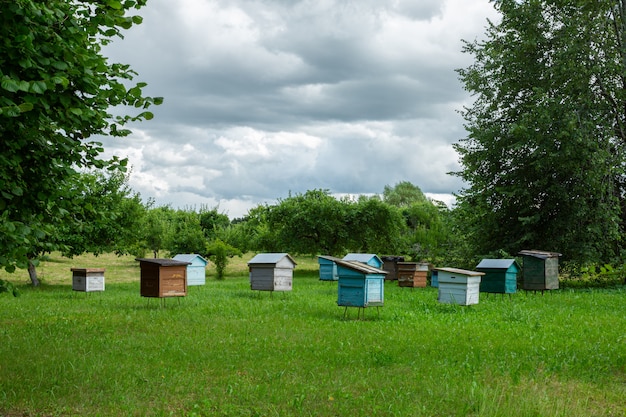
[173,254,208,286]
[342,253,383,269]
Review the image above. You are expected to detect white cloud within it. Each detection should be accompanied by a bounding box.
[100,0,499,218]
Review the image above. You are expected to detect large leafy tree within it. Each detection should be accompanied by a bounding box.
[265,189,350,256]
[0,0,161,283]
[455,0,626,263]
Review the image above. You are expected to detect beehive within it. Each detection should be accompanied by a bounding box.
[336,259,387,309]
[475,259,520,294]
[71,268,105,292]
[248,253,296,292]
[342,253,383,269]
[172,254,208,286]
[318,255,340,281]
[518,250,561,291]
[397,262,429,288]
[136,258,189,298]
[435,267,484,306]
[431,269,439,287]
[381,256,404,280]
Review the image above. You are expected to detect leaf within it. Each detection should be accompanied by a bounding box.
[18,102,34,112]
[1,78,19,92]
[106,0,123,9]
[30,81,47,94]
[51,61,69,70]
[140,111,153,120]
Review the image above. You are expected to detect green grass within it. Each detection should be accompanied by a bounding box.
[1,253,625,416]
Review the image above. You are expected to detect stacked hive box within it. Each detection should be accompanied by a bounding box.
[397,262,429,288]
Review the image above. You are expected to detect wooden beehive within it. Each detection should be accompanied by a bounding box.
[172,254,208,286]
[136,258,189,298]
[435,267,484,306]
[336,259,387,309]
[71,268,105,292]
[397,262,429,288]
[248,253,296,292]
[518,250,561,291]
[318,255,340,281]
[475,259,520,294]
[381,256,404,280]
[342,253,383,269]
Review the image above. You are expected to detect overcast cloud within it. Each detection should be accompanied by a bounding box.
[100,0,499,219]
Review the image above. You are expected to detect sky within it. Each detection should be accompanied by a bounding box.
[100,0,500,219]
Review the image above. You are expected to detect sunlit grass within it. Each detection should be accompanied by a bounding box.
[1,253,625,416]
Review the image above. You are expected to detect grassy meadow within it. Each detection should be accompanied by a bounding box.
[1,253,625,416]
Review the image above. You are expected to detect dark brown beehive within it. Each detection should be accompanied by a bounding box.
[136,258,190,298]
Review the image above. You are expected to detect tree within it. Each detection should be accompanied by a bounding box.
[455,0,625,263]
[383,181,428,207]
[266,190,350,256]
[165,210,207,256]
[58,171,145,257]
[0,0,160,284]
[206,239,242,280]
[345,196,406,255]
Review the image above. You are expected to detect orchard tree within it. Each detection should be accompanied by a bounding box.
[383,181,428,207]
[455,0,626,263]
[0,0,160,284]
[266,189,350,256]
[346,196,406,255]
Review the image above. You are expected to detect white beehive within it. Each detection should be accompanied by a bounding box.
[71,268,105,292]
[435,267,484,306]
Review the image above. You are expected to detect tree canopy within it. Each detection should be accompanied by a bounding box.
[0,0,160,282]
[455,0,626,263]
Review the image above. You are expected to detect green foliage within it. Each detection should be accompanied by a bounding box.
[56,171,147,258]
[166,210,207,256]
[455,0,626,264]
[345,195,406,254]
[265,189,350,255]
[206,239,242,280]
[383,181,428,207]
[0,0,160,280]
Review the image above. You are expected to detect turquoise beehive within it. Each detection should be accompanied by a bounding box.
[336,259,387,313]
[475,259,520,294]
[318,255,340,281]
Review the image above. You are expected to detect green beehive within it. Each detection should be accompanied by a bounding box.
[518,250,561,291]
[475,259,520,294]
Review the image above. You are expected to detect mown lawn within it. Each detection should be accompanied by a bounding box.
[1,253,625,416]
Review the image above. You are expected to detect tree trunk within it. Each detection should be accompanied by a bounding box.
[28,258,40,287]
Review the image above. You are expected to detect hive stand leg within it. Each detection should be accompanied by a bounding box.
[343,306,348,319]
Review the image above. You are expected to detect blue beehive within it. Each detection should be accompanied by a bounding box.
[336,259,387,311]
[173,254,209,286]
[431,269,439,287]
[475,259,520,294]
[342,253,383,269]
[318,255,340,281]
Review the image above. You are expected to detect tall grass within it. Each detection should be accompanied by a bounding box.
[1,253,624,416]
